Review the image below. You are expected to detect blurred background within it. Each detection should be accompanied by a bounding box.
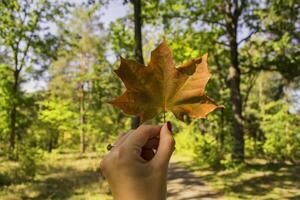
[0,0,299,199]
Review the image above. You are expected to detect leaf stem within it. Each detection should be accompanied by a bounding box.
[163,111,166,123]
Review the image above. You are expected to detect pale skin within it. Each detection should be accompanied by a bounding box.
[100,122,175,200]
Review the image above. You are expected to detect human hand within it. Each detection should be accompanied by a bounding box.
[100,122,175,200]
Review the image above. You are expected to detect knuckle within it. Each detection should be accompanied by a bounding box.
[137,124,148,131]
[166,135,176,147]
[116,145,127,160]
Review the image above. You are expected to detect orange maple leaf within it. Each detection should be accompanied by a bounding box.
[110,40,223,122]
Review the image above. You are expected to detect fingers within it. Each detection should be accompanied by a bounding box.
[141,148,155,161]
[151,122,175,168]
[141,137,159,161]
[102,130,132,163]
[125,125,162,148]
[114,130,133,147]
[143,137,159,149]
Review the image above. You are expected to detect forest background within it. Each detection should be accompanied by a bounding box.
[0,0,299,199]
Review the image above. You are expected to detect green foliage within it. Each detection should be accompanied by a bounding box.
[0,1,299,200]
[219,154,246,170]
[174,120,223,168]
[0,1,299,192]
[0,147,44,185]
[38,97,77,132]
[0,173,10,186]
[109,18,135,58]
[0,0,71,157]
[174,123,198,157]
[17,146,43,180]
[262,101,300,163]
[194,134,221,167]
[0,65,13,143]
[0,0,69,68]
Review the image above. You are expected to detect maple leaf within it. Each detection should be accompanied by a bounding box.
[110,40,223,122]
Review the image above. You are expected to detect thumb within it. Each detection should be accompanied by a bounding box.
[152,122,175,168]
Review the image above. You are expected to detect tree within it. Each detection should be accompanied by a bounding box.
[38,94,76,152]
[119,0,299,162]
[150,0,264,161]
[47,4,107,152]
[0,0,68,156]
[246,0,300,80]
[262,100,300,163]
[190,0,262,161]
[128,0,145,129]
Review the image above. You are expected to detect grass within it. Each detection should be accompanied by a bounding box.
[173,154,300,200]
[1,151,299,200]
[0,151,113,200]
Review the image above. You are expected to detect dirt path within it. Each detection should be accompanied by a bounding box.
[167,162,221,200]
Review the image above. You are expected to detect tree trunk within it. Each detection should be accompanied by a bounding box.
[219,109,224,150]
[9,70,19,155]
[79,54,86,153]
[229,64,244,161]
[131,0,144,129]
[48,130,53,153]
[226,13,245,162]
[9,105,16,150]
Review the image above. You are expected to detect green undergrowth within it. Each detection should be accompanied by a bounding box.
[0,151,113,200]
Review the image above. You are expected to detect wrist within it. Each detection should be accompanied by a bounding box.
[113,192,166,200]
[112,181,166,200]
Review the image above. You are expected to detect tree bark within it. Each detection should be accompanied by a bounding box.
[225,3,245,161]
[228,61,244,161]
[131,0,144,129]
[219,109,224,150]
[9,69,19,155]
[48,130,53,153]
[79,54,86,153]
[9,105,16,150]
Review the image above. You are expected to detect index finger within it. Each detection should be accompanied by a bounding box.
[124,124,162,148]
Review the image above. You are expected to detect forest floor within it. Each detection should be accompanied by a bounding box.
[172,155,300,200]
[0,152,299,200]
[167,162,220,200]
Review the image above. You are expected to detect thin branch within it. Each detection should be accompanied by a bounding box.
[201,18,227,27]
[215,40,230,47]
[18,10,42,72]
[242,65,278,75]
[239,0,247,13]
[152,8,227,28]
[18,34,33,72]
[20,1,29,26]
[238,31,257,45]
[11,41,20,72]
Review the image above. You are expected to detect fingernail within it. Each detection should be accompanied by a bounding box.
[167,121,172,132]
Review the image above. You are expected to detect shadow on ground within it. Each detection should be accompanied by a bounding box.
[26,167,102,200]
[0,153,110,200]
[225,164,300,199]
[176,160,300,200]
[167,163,221,200]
